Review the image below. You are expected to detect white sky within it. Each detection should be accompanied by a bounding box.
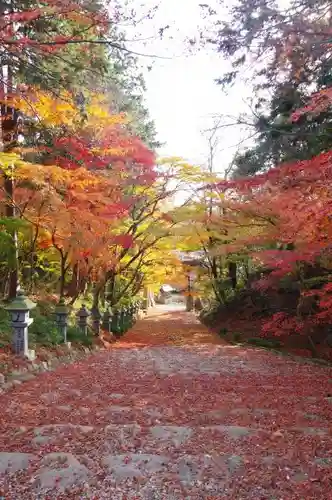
[124,0,253,174]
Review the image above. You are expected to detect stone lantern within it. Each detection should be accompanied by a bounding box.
[76,304,90,335]
[55,298,69,343]
[5,290,36,357]
[102,307,113,333]
[90,305,102,335]
[142,298,148,314]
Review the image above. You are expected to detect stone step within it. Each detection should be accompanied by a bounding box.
[1,448,331,495]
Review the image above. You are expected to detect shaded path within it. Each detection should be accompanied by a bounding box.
[0,307,331,499]
[117,306,224,346]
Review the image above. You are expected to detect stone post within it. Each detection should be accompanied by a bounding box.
[186,271,195,312]
[194,296,203,313]
[76,304,90,335]
[143,286,149,314]
[133,303,138,321]
[112,309,120,335]
[129,304,134,326]
[54,298,69,343]
[125,307,131,330]
[186,294,194,312]
[120,307,126,334]
[102,307,113,333]
[90,305,102,335]
[5,290,36,357]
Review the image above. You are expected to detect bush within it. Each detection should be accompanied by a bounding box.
[0,305,63,348]
[67,325,93,347]
[0,307,11,347]
[233,332,242,342]
[200,306,219,325]
[246,337,282,348]
[219,327,228,336]
[34,300,56,317]
[29,311,62,346]
[0,303,94,349]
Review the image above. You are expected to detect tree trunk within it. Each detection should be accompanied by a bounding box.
[244,262,250,283]
[67,263,80,298]
[100,284,106,307]
[92,284,102,309]
[107,270,116,305]
[307,334,318,358]
[59,255,67,299]
[132,274,144,296]
[1,63,19,300]
[228,261,237,289]
[4,175,18,299]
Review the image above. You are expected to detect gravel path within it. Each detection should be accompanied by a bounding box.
[0,307,331,499]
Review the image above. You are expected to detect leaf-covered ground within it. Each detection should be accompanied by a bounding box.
[0,306,331,499]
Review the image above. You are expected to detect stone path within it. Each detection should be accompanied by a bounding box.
[0,307,331,499]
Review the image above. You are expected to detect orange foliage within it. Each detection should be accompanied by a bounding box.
[0,86,156,292]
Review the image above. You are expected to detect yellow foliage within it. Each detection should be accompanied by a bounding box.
[0,152,24,175]
[85,95,127,130]
[9,89,127,134]
[0,152,73,187]
[12,91,77,128]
